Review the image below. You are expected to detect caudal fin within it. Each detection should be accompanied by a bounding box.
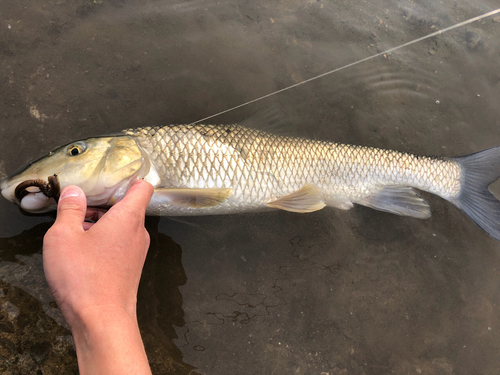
[451,146,500,241]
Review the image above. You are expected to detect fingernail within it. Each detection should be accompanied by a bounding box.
[60,187,81,200]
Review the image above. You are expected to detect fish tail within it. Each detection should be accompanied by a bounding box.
[451,146,500,241]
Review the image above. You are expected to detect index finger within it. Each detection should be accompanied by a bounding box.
[87,180,154,232]
[113,179,154,216]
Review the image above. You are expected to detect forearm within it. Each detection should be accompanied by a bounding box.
[71,306,152,375]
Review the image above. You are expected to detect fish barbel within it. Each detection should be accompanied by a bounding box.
[1,124,500,240]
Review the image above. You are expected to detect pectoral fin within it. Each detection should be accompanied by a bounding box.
[267,184,326,213]
[355,185,431,219]
[153,188,232,208]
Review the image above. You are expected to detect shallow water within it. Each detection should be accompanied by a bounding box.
[1,0,500,373]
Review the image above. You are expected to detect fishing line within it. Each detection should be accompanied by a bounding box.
[191,8,500,124]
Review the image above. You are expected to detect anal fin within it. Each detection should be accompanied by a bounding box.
[355,185,431,219]
[153,188,232,208]
[267,184,326,213]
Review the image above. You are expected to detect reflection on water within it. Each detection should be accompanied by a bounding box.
[138,217,197,374]
[1,0,500,373]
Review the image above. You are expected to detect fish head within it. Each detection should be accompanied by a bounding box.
[0,135,149,213]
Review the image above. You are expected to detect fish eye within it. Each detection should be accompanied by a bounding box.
[67,141,87,157]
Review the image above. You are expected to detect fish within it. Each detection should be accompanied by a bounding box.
[1,124,500,240]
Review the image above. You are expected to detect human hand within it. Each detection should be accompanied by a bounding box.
[43,179,154,324]
[43,180,154,375]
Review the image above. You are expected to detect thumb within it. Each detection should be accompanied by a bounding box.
[55,185,87,229]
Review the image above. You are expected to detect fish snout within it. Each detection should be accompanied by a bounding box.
[1,178,15,202]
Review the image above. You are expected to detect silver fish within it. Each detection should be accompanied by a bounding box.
[1,124,499,240]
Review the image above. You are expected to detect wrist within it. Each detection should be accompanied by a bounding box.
[70,306,151,375]
[59,297,137,331]
[70,304,137,331]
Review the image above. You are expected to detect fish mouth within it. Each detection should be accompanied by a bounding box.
[14,175,61,202]
[9,175,61,212]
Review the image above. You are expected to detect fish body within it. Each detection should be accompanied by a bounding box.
[127,124,460,216]
[1,124,499,240]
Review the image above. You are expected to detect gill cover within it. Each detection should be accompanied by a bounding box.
[0,135,149,213]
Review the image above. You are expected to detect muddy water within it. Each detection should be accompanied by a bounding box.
[1,0,500,374]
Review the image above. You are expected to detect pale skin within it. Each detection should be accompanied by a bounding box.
[43,180,154,375]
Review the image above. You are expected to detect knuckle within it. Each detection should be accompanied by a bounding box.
[44,226,67,247]
[58,202,85,213]
[46,223,69,239]
[143,230,151,247]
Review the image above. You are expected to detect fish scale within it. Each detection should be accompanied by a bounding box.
[123,124,462,215]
